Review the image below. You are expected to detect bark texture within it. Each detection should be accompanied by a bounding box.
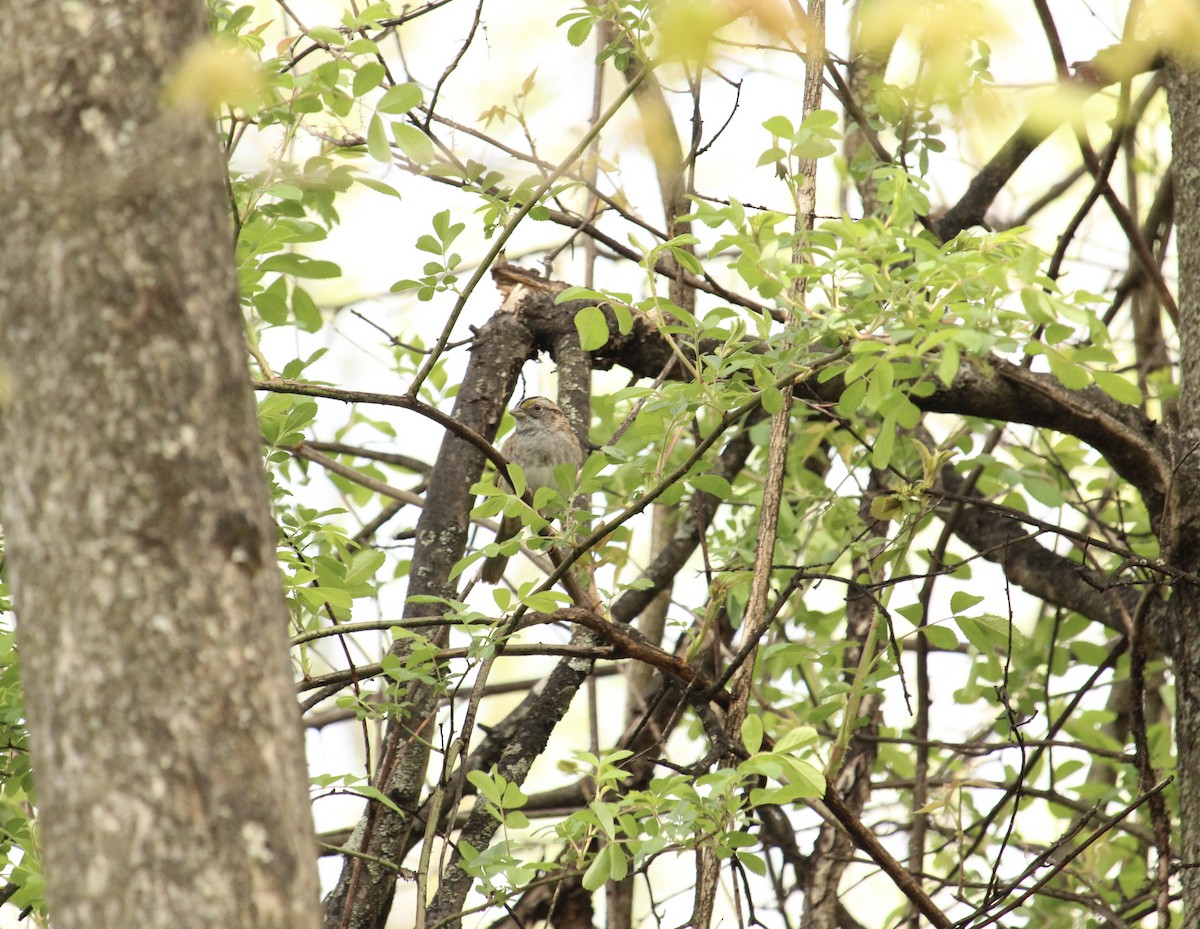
[1167,60,1200,925]
[0,4,321,928]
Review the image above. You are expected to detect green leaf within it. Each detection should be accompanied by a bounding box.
[574,305,610,350]
[950,591,985,613]
[763,115,793,137]
[355,175,401,198]
[467,769,503,804]
[738,852,767,876]
[777,756,825,797]
[254,277,288,325]
[1016,245,1041,284]
[502,463,526,498]
[505,810,530,829]
[291,290,324,338]
[589,798,616,838]
[566,17,593,46]
[774,725,817,754]
[955,614,1015,652]
[292,286,322,332]
[802,109,840,130]
[343,549,386,587]
[557,285,611,303]
[267,182,303,201]
[1053,759,1085,780]
[367,114,391,163]
[741,716,763,754]
[391,123,435,163]
[791,135,837,159]
[262,254,342,280]
[606,843,629,882]
[1046,350,1091,390]
[353,61,385,97]
[432,209,464,246]
[836,377,867,419]
[521,590,571,612]
[922,624,958,649]
[307,25,343,45]
[378,82,423,114]
[865,357,895,409]
[1070,639,1112,666]
[582,847,611,890]
[7,873,43,912]
[500,779,529,810]
[741,755,786,781]
[937,342,960,386]
[1092,369,1142,405]
[750,783,813,806]
[297,586,353,610]
[1023,475,1065,508]
[761,385,784,415]
[690,474,732,499]
[872,415,897,469]
[354,783,403,814]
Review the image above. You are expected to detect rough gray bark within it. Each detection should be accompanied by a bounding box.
[1167,60,1200,927]
[0,4,321,928]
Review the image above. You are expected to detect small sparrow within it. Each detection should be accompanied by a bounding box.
[481,396,583,584]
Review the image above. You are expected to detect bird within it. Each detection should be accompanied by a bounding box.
[481,396,584,584]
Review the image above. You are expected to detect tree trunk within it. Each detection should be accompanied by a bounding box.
[1168,60,1200,926]
[0,4,321,928]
